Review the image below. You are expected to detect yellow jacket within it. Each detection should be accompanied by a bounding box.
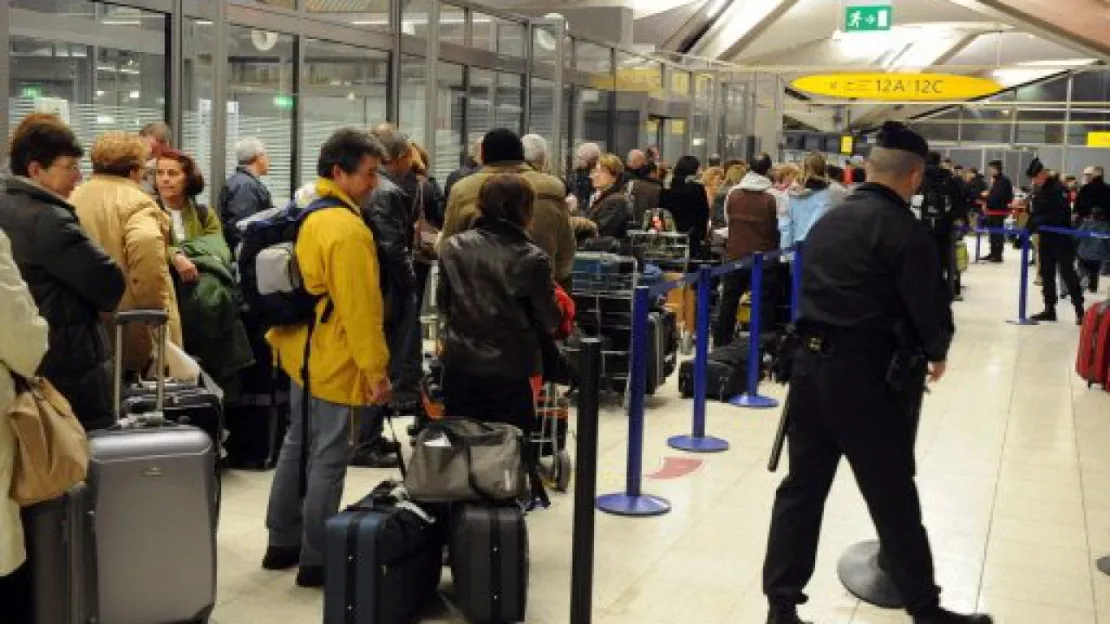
[71,175,181,372]
[267,179,389,406]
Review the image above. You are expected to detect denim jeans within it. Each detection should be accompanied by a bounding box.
[265,382,363,567]
[356,293,417,447]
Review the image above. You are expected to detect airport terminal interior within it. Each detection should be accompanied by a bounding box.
[3,0,1110,622]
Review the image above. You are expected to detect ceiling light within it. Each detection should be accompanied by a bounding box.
[707,0,728,18]
[129,90,140,99]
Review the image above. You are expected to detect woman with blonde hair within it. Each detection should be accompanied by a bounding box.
[71,131,181,375]
[780,151,836,249]
[713,164,749,227]
[588,153,633,239]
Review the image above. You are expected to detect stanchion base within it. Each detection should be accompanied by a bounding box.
[1097,556,1110,576]
[837,540,905,609]
[667,434,729,453]
[730,393,780,409]
[596,493,671,517]
[1007,318,1039,326]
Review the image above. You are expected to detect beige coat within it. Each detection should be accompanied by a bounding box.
[71,175,181,372]
[441,163,576,283]
[0,229,49,575]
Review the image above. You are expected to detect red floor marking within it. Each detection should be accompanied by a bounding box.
[646,456,703,480]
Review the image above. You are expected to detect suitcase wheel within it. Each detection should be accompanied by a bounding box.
[540,449,574,493]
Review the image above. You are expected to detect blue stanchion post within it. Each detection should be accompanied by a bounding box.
[791,242,803,323]
[668,266,729,453]
[1007,229,1038,326]
[730,252,779,410]
[596,285,671,517]
[974,228,982,263]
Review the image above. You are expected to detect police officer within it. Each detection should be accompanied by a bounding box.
[762,122,991,624]
[1027,158,1085,323]
[917,152,967,300]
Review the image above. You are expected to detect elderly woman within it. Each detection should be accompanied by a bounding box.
[71,131,181,374]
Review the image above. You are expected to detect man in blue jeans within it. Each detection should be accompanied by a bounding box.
[262,129,392,588]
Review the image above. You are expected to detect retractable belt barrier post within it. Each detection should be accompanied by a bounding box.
[1007,229,1038,326]
[596,285,671,517]
[730,252,780,409]
[570,338,601,624]
[974,228,982,263]
[668,265,729,453]
[791,243,803,323]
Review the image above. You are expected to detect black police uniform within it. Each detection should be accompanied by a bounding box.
[1028,173,1084,318]
[763,182,954,618]
[919,165,967,298]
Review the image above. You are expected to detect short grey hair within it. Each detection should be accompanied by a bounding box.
[866,147,924,178]
[235,137,267,165]
[370,125,411,162]
[577,142,601,163]
[522,134,548,167]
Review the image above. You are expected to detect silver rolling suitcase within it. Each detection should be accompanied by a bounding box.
[85,310,219,624]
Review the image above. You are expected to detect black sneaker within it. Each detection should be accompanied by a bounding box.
[914,609,993,624]
[766,606,811,624]
[295,565,324,588]
[261,546,299,570]
[350,444,400,469]
[1031,309,1057,322]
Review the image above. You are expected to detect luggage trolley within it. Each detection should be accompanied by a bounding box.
[627,230,695,353]
[534,382,573,492]
[564,251,640,401]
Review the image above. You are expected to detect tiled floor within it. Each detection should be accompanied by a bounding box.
[212,256,1110,623]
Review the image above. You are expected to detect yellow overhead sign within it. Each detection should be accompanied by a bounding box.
[840,136,854,155]
[791,72,1002,101]
[1088,132,1110,148]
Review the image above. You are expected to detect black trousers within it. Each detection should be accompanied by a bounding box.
[763,340,939,617]
[1038,233,1083,310]
[985,214,1006,258]
[0,561,33,624]
[931,230,956,298]
[400,262,433,392]
[1080,259,1101,294]
[442,369,535,436]
[713,264,782,347]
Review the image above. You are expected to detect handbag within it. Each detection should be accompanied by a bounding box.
[405,417,528,503]
[6,374,89,506]
[413,179,440,263]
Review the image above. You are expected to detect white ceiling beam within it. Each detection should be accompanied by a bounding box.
[687,0,800,60]
[944,0,1110,61]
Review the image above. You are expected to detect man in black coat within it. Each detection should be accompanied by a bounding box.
[762,122,990,624]
[917,152,968,299]
[220,137,273,250]
[1027,158,1085,323]
[1076,166,1110,291]
[981,160,1013,262]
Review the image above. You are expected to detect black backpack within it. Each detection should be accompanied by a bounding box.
[236,196,346,327]
[919,185,951,224]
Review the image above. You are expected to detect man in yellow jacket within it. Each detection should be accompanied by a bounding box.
[262,128,391,588]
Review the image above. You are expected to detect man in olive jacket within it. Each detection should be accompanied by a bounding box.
[441,128,576,285]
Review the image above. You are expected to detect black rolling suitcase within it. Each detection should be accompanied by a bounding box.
[449,504,529,624]
[121,377,224,464]
[22,484,89,624]
[678,341,748,401]
[323,482,444,624]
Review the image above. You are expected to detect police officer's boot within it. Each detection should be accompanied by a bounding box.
[914,608,993,623]
[1031,307,1057,322]
[766,605,811,624]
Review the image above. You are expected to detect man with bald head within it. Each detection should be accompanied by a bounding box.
[627,149,647,171]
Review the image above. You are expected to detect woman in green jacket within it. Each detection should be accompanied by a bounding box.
[155,149,223,282]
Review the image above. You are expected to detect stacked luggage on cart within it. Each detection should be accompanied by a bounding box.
[564,251,679,398]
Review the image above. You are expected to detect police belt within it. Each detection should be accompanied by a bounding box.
[796,325,898,357]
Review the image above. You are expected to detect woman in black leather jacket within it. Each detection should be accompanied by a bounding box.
[0,114,125,430]
[587,153,633,239]
[436,174,563,433]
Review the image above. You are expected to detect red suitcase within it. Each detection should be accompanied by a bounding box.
[1077,301,1110,388]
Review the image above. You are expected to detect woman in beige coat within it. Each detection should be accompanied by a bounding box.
[0,228,49,618]
[70,132,182,374]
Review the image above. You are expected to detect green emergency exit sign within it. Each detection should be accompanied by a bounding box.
[273,94,294,110]
[845,5,893,32]
[20,85,43,99]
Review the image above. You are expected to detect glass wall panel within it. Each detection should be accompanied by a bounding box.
[911,110,960,143]
[529,77,556,164]
[183,18,216,206]
[612,51,653,159]
[439,5,467,46]
[472,13,526,57]
[494,72,524,133]
[226,25,295,203]
[399,55,428,147]
[1068,111,1110,146]
[661,118,685,165]
[435,63,466,183]
[468,68,494,146]
[532,24,560,67]
[8,1,167,180]
[692,73,713,162]
[573,41,612,153]
[308,0,391,31]
[298,39,389,188]
[236,0,295,8]
[401,0,430,37]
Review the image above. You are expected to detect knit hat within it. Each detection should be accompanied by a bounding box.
[875,121,929,160]
[481,128,525,164]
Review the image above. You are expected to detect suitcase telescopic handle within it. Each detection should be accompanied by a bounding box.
[113,309,169,425]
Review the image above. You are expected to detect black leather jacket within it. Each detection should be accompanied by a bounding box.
[437,217,563,379]
[0,175,126,429]
[1028,177,1072,233]
[362,171,416,323]
[219,167,273,249]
